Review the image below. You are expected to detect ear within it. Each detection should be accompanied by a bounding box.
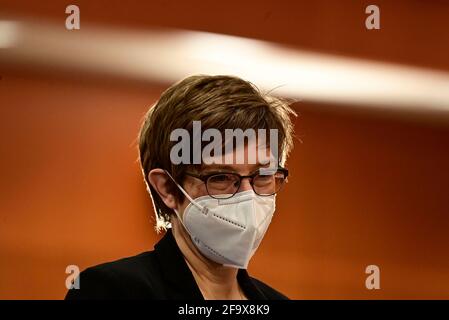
[147,169,177,210]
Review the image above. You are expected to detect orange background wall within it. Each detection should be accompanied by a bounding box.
[0,0,448,299]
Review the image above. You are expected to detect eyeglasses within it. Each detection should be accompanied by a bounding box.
[184,167,288,199]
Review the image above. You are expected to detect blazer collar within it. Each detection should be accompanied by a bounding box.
[154,229,267,300]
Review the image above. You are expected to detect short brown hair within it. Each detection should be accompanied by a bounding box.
[138,75,296,231]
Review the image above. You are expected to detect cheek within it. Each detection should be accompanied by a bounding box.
[178,183,207,215]
[177,182,208,218]
[184,180,209,200]
[190,183,209,199]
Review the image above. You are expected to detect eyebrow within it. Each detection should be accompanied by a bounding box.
[201,165,238,173]
[201,163,271,174]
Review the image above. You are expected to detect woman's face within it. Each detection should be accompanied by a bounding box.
[175,142,273,218]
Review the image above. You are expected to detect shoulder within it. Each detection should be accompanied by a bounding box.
[249,276,290,300]
[65,251,160,299]
[87,251,157,280]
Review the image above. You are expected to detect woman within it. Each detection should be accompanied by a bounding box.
[65,75,295,300]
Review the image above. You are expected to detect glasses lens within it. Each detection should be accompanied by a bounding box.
[253,170,286,196]
[206,173,240,199]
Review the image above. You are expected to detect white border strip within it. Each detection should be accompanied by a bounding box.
[1,20,449,115]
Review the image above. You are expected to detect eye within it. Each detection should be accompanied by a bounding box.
[207,174,240,193]
[253,174,274,186]
[209,174,231,183]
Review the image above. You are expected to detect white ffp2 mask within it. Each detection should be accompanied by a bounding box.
[166,172,276,269]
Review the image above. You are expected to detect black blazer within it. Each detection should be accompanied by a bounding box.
[65,229,288,300]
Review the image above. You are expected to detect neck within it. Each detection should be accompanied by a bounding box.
[171,219,246,300]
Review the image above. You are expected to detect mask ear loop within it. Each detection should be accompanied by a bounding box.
[164,170,204,208]
[163,170,208,230]
[164,170,218,255]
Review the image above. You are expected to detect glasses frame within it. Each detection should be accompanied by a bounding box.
[184,167,289,199]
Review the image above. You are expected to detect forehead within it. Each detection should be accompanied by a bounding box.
[201,139,273,173]
[202,137,272,162]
